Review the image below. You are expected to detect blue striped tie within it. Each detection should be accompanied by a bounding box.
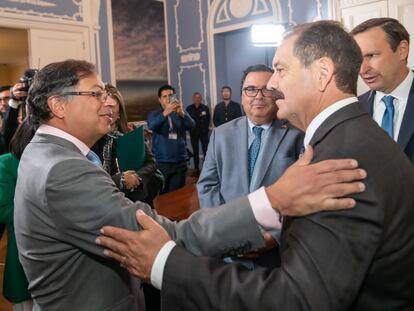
[381,95,395,138]
[248,126,264,179]
[86,150,103,167]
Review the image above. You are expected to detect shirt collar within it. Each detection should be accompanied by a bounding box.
[247,118,272,132]
[375,69,413,104]
[304,97,357,147]
[37,124,90,156]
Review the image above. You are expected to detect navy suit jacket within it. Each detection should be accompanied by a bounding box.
[359,75,414,164]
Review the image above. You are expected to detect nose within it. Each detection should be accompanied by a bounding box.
[360,58,370,75]
[267,72,278,91]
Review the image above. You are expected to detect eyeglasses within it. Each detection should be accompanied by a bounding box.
[60,90,109,103]
[0,96,10,102]
[243,87,275,98]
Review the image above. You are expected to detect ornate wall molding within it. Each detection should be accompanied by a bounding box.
[174,0,204,53]
[0,0,84,22]
[207,0,281,107]
[339,0,382,9]
[177,63,207,105]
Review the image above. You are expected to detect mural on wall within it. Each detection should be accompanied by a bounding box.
[112,0,168,121]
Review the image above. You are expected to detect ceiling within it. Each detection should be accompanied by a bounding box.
[0,27,28,66]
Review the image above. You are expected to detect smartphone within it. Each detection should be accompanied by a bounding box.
[168,94,179,104]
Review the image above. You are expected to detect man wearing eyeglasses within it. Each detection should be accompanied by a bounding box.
[197,64,303,268]
[14,59,366,311]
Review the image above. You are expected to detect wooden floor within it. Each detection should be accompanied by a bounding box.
[0,169,199,310]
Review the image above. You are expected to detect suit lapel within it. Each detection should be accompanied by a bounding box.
[359,90,375,116]
[235,118,250,194]
[252,120,288,189]
[309,102,368,148]
[397,79,414,150]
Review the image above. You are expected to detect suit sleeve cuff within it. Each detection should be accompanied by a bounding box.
[248,186,282,232]
[150,240,176,290]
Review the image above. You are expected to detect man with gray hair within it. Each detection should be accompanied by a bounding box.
[98,21,414,310]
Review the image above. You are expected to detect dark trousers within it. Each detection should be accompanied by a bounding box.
[157,161,187,193]
[190,131,209,170]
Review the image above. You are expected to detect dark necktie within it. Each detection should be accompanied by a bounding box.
[86,150,103,167]
[248,126,264,179]
[381,95,395,138]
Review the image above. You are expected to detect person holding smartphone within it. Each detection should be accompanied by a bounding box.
[147,84,195,193]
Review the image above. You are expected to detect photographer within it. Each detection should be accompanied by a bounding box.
[1,69,38,153]
[147,84,195,193]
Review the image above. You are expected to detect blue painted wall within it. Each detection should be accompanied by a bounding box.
[163,0,331,110]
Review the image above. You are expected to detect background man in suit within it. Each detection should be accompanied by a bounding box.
[147,85,195,193]
[198,64,303,209]
[351,18,414,164]
[98,21,414,310]
[197,64,303,269]
[186,92,211,174]
[213,86,242,127]
[14,59,365,310]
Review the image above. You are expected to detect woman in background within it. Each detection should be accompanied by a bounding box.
[92,83,163,206]
[0,118,35,311]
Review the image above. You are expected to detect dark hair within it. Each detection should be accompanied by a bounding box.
[0,85,11,93]
[351,18,410,52]
[157,84,175,98]
[240,64,274,93]
[285,20,362,94]
[105,83,129,133]
[9,118,36,160]
[27,59,96,126]
[193,92,202,96]
[221,86,232,93]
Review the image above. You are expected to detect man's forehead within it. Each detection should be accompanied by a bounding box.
[161,90,172,97]
[78,74,104,89]
[243,71,272,86]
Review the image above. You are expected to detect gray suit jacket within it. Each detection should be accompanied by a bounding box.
[160,103,414,310]
[197,117,303,208]
[14,133,264,311]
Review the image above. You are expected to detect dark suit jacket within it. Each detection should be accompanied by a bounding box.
[160,102,414,310]
[359,76,414,164]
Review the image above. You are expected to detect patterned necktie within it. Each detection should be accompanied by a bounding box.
[86,150,103,167]
[248,126,264,179]
[381,95,395,138]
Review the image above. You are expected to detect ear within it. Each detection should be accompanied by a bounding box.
[397,40,409,62]
[47,95,66,119]
[314,57,334,92]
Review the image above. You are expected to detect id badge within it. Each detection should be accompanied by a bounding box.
[168,132,178,140]
[201,111,206,116]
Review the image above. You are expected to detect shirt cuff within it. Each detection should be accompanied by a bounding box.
[248,186,282,231]
[150,240,176,290]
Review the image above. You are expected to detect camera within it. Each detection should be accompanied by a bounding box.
[19,69,38,93]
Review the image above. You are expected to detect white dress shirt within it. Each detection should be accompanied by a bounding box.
[372,69,413,141]
[304,97,357,147]
[151,185,281,289]
[37,124,90,156]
